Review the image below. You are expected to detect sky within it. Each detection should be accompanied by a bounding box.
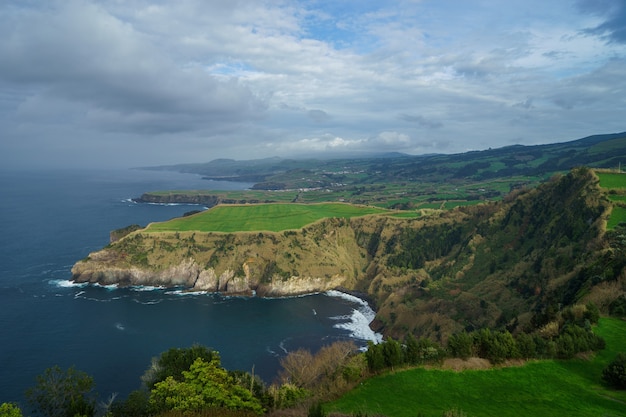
[1,0,625,169]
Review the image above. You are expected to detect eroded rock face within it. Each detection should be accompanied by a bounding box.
[70,217,365,297]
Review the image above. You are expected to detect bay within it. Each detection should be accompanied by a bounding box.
[0,169,379,405]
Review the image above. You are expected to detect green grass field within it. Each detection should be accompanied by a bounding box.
[608,206,626,229]
[328,318,626,417]
[145,203,389,232]
[597,171,626,189]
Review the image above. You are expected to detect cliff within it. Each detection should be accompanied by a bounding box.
[72,168,626,341]
[72,216,369,297]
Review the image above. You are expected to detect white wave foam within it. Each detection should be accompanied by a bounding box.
[325,290,382,344]
[131,285,166,292]
[132,299,162,305]
[93,283,119,290]
[52,280,88,288]
[165,289,209,296]
[332,309,383,344]
[279,339,290,354]
[115,322,125,331]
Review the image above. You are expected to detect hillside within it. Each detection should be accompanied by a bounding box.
[144,131,626,187]
[136,132,626,210]
[72,168,626,341]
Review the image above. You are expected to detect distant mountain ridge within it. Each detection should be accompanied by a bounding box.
[142,132,626,188]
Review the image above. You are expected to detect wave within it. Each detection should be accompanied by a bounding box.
[52,279,88,288]
[132,298,162,305]
[93,283,119,290]
[331,309,383,345]
[325,290,383,344]
[165,289,209,296]
[130,285,166,292]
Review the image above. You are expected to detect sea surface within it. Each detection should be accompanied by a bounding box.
[0,168,380,405]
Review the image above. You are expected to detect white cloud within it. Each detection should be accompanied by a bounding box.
[0,0,624,168]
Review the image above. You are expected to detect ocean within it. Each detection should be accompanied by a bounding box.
[0,169,380,405]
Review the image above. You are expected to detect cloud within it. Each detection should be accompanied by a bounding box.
[0,1,266,135]
[0,0,625,169]
[398,114,443,129]
[578,0,626,44]
[307,109,331,123]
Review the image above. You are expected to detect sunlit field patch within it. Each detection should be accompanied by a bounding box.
[145,203,389,232]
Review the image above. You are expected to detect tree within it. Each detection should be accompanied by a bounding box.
[142,344,218,389]
[515,332,536,359]
[447,332,473,359]
[602,353,626,390]
[382,338,404,369]
[0,403,22,417]
[26,366,95,417]
[149,358,263,415]
[365,341,385,373]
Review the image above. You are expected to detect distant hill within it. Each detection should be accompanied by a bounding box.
[142,132,626,188]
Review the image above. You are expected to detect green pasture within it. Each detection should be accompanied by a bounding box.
[145,203,389,233]
[328,318,626,417]
[598,171,626,189]
[608,206,626,230]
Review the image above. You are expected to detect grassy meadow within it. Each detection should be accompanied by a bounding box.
[145,203,390,233]
[598,171,626,189]
[597,171,626,230]
[328,318,626,417]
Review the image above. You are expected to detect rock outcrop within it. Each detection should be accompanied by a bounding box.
[72,217,371,297]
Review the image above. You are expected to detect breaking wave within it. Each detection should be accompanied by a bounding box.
[325,290,383,344]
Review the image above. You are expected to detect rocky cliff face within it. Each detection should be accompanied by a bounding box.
[134,192,221,206]
[72,217,370,297]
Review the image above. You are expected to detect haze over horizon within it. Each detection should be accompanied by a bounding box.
[1,0,625,169]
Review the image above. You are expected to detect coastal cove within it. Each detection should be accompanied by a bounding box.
[0,169,380,404]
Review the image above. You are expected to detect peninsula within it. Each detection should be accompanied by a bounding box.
[71,167,626,341]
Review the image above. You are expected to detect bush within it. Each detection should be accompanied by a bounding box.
[141,344,219,389]
[602,353,626,390]
[0,403,22,417]
[26,366,95,417]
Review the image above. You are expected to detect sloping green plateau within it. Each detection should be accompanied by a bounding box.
[145,203,395,233]
[328,318,626,417]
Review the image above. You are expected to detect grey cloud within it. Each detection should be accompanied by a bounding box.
[0,2,266,135]
[307,109,331,123]
[399,114,443,129]
[513,98,534,110]
[578,0,626,44]
[546,58,626,110]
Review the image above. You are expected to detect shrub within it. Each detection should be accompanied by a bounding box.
[26,366,95,417]
[602,352,626,390]
[0,403,22,417]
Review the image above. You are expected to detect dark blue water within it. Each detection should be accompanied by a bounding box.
[0,169,379,405]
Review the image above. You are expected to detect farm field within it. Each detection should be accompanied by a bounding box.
[328,318,626,417]
[597,171,626,189]
[145,202,390,232]
[597,171,626,230]
[608,206,626,230]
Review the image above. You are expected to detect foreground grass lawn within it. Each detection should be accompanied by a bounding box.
[328,318,626,417]
[146,203,389,232]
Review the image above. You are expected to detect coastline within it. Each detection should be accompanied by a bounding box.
[60,278,382,345]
